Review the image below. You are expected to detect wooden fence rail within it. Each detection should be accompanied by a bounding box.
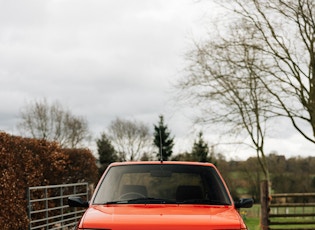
[262,188,315,230]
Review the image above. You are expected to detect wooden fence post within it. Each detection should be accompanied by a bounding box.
[260,180,269,230]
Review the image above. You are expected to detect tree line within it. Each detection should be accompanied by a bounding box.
[9,98,315,202]
[17,100,174,160]
[16,99,315,178]
[216,153,315,201]
[16,99,213,173]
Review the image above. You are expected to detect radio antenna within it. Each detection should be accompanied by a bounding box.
[159,129,163,163]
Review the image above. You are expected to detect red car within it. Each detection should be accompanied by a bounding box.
[69,161,253,230]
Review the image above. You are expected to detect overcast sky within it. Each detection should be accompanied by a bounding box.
[0,0,314,160]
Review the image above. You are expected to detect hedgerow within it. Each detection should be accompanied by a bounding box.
[0,132,97,229]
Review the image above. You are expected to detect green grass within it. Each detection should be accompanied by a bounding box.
[244,217,260,230]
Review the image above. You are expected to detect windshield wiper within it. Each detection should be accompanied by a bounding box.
[178,199,231,205]
[104,200,129,204]
[104,197,177,204]
[131,197,177,204]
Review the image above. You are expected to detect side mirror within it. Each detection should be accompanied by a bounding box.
[68,196,89,208]
[234,198,254,209]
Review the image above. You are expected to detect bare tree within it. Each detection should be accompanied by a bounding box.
[178,19,272,180]
[18,99,90,148]
[217,0,315,142]
[107,117,152,161]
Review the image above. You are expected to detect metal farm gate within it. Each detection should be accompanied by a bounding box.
[27,183,89,230]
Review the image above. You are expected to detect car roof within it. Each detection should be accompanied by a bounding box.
[108,161,216,167]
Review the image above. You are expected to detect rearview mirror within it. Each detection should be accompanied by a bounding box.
[150,170,172,177]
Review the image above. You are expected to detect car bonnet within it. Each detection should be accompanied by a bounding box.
[80,204,244,230]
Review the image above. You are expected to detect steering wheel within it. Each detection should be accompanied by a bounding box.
[118,192,146,200]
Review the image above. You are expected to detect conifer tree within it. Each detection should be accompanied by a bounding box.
[97,133,118,175]
[191,131,209,162]
[153,115,174,161]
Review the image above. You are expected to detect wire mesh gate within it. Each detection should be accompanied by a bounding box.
[27,183,88,230]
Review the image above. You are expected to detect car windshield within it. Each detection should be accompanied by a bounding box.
[92,164,232,205]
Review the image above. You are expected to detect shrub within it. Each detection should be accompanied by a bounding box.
[0,132,97,229]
